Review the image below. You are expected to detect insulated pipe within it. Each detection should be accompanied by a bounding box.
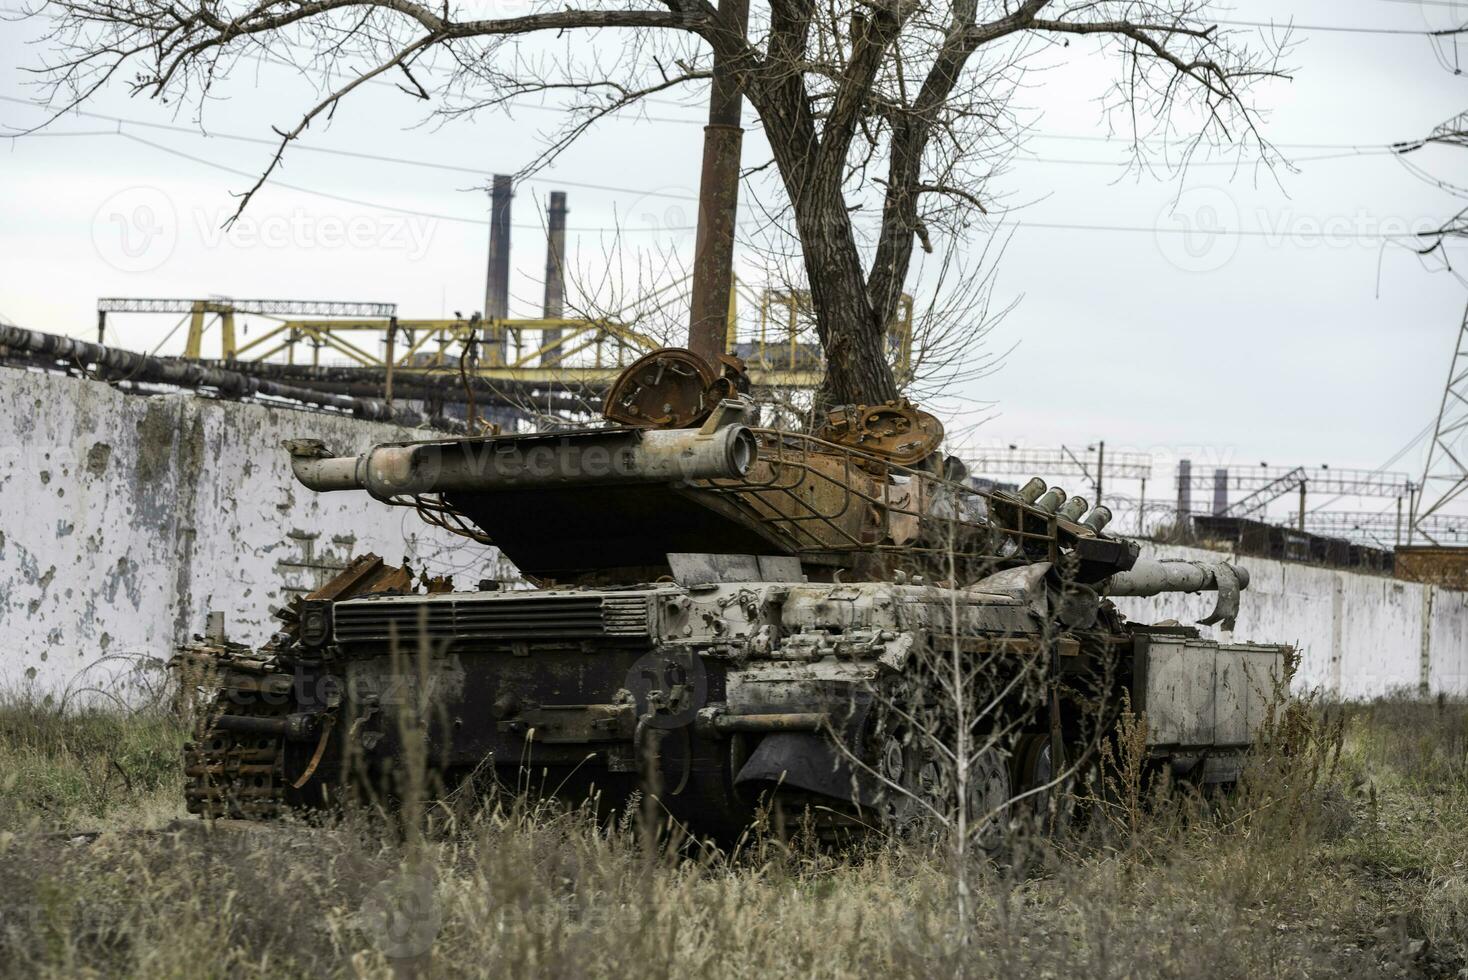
[1103,559,1250,597]
[289,424,759,496]
[1104,559,1249,630]
[0,324,438,428]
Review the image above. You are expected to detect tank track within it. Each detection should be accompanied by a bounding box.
[174,555,417,822]
[178,644,293,820]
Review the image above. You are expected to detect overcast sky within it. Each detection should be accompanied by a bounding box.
[2,0,1466,529]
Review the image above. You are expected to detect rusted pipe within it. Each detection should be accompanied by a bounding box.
[686,0,751,364]
[706,712,828,734]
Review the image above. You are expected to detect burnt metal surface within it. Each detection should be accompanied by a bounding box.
[602,348,718,428]
[816,399,944,465]
[177,564,1288,837]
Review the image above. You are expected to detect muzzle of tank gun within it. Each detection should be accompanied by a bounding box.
[1104,559,1250,631]
[285,424,759,497]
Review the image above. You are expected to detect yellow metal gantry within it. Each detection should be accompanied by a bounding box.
[105,282,914,390]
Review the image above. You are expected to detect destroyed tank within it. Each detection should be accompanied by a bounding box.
[178,349,1288,840]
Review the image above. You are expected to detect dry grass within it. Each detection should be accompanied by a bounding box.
[0,695,1464,979]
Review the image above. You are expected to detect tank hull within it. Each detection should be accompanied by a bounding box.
[180,572,1289,840]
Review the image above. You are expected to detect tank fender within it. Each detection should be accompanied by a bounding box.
[967,562,1052,617]
[733,697,879,807]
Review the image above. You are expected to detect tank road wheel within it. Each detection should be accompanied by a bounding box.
[872,734,1011,850]
[871,731,941,840]
[875,733,930,835]
[1012,735,1055,825]
[1012,734,1083,835]
[965,747,1012,852]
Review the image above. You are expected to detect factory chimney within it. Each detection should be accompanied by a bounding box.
[484,174,513,365]
[542,191,568,367]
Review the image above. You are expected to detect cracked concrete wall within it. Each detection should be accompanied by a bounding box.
[1112,542,1468,699]
[1,367,505,701]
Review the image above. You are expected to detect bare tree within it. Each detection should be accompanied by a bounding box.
[29,0,1283,406]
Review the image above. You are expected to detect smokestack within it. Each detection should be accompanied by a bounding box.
[1212,468,1229,516]
[484,174,513,366]
[542,191,568,367]
[1177,459,1192,517]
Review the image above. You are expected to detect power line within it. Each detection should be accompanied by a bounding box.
[1210,17,1467,36]
[3,119,1455,247]
[2,94,1408,175]
[46,127,1465,246]
[1307,418,1435,514]
[112,131,692,232]
[0,94,701,202]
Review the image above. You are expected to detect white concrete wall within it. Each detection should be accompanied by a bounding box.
[0,367,504,701]
[1112,542,1468,699]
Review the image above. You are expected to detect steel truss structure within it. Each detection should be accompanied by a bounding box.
[1410,300,1468,546]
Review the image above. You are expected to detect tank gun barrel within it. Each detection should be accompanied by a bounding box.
[287,424,757,498]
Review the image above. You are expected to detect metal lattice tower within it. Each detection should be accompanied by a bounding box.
[1410,300,1468,545]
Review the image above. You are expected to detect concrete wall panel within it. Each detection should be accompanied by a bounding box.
[1,369,499,700]
[1111,543,1468,699]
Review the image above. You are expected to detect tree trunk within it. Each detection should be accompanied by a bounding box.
[790,179,901,411]
[747,57,903,411]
